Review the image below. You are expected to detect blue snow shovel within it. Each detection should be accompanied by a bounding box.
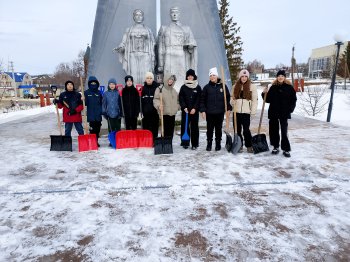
[107,117,117,149]
[181,112,190,147]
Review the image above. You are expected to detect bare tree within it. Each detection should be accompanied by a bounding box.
[245,59,265,74]
[298,85,329,116]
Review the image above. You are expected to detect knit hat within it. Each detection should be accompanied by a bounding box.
[64,80,74,90]
[186,69,197,80]
[125,75,134,83]
[88,76,100,89]
[108,78,117,85]
[239,69,250,79]
[209,67,218,77]
[145,72,154,80]
[276,70,286,77]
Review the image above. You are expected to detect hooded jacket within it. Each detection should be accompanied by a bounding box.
[263,79,297,119]
[85,76,103,122]
[122,81,140,119]
[102,78,122,118]
[141,80,159,115]
[153,74,180,116]
[230,79,258,115]
[57,84,83,123]
[200,78,232,114]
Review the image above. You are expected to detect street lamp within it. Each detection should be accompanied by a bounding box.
[326,33,346,122]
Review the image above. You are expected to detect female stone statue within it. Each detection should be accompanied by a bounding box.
[114,9,155,84]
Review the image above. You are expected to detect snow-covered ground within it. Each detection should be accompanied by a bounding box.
[0,90,349,261]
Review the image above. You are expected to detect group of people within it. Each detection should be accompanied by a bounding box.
[53,68,296,157]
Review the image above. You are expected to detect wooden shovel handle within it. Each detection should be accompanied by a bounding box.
[80,77,88,135]
[220,66,229,129]
[258,90,268,134]
[52,87,63,136]
[160,88,164,137]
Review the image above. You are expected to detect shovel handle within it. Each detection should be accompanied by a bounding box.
[258,90,268,134]
[80,77,89,135]
[220,66,230,130]
[159,88,164,137]
[51,86,62,136]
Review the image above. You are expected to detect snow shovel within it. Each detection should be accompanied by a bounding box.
[221,66,233,152]
[231,101,242,155]
[136,84,153,147]
[78,77,98,152]
[252,91,269,154]
[107,117,117,149]
[50,85,72,151]
[181,112,190,147]
[115,84,138,149]
[154,87,173,155]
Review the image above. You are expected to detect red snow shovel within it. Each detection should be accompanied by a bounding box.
[252,90,269,154]
[136,84,153,147]
[78,77,98,152]
[115,84,138,149]
[50,85,72,151]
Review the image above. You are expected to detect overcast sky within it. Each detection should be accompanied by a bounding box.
[0,0,349,75]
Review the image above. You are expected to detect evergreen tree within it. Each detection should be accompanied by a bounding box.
[337,42,350,79]
[219,0,243,82]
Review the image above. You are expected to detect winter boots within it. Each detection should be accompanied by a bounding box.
[215,140,221,151]
[283,151,291,157]
[272,147,280,154]
[206,140,212,151]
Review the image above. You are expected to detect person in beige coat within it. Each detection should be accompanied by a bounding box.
[230,69,258,153]
[153,74,180,139]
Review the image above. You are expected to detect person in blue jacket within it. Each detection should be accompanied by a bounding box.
[102,78,122,134]
[85,76,103,146]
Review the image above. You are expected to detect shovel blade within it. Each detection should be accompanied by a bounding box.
[136,130,153,148]
[108,131,117,149]
[50,135,72,151]
[154,137,173,155]
[225,131,233,152]
[231,134,242,155]
[116,130,138,149]
[78,134,98,152]
[252,134,269,154]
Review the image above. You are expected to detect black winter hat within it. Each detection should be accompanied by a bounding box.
[124,75,134,83]
[276,70,286,77]
[64,80,75,90]
[186,69,197,80]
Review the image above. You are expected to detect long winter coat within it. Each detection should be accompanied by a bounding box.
[264,79,297,119]
[179,80,202,112]
[57,90,83,123]
[85,76,103,122]
[141,81,159,115]
[102,87,122,119]
[153,76,179,116]
[122,85,140,118]
[200,79,232,114]
[230,80,258,115]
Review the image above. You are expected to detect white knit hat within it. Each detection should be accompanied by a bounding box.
[239,69,250,79]
[145,72,154,80]
[209,67,218,76]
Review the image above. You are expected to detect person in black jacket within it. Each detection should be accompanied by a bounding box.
[262,70,297,157]
[85,76,103,146]
[122,75,140,130]
[141,72,159,140]
[179,69,201,150]
[200,67,232,151]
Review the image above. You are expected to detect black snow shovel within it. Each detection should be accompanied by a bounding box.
[154,87,173,155]
[50,85,72,151]
[231,99,242,154]
[252,90,269,154]
[221,66,233,152]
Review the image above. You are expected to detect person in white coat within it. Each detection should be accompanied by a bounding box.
[230,69,258,153]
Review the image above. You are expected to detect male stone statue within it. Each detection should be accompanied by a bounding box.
[157,6,197,91]
[114,9,156,84]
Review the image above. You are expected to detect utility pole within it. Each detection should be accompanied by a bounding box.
[9,61,17,98]
[291,44,295,88]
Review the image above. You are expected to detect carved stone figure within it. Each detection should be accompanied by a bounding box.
[114,9,155,84]
[157,6,197,91]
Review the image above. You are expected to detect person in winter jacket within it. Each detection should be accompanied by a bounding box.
[179,69,201,150]
[153,74,179,139]
[200,67,232,151]
[53,80,84,136]
[102,78,122,134]
[230,69,258,153]
[85,76,103,146]
[262,70,297,157]
[122,75,140,130]
[141,72,159,140]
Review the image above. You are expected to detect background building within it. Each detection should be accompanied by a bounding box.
[0,72,34,97]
